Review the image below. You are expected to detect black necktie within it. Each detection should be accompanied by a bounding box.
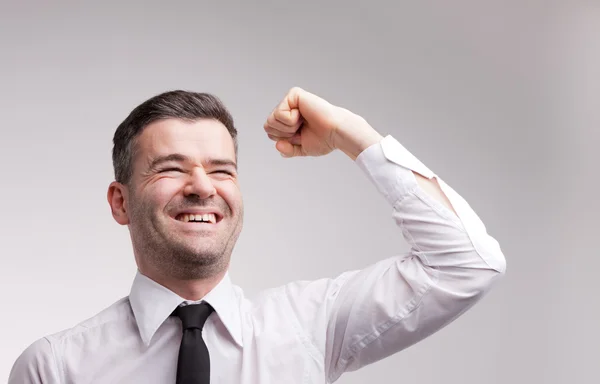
[171,302,215,384]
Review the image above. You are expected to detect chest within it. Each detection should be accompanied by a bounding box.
[61,314,326,384]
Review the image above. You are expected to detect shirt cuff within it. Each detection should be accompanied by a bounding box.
[354,135,435,206]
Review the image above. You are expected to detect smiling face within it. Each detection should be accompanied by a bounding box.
[109,118,243,280]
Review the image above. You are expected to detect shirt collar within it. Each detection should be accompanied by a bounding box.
[129,270,243,347]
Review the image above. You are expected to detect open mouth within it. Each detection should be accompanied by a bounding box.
[174,213,221,224]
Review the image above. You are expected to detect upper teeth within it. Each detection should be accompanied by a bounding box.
[178,213,217,224]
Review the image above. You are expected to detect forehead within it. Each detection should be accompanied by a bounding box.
[135,118,236,162]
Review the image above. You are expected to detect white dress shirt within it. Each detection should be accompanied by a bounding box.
[8,135,506,384]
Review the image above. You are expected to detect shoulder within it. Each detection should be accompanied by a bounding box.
[60,296,132,335]
[238,272,358,322]
[8,296,133,383]
[44,296,133,343]
[8,337,57,383]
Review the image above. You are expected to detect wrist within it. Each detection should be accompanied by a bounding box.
[334,113,384,161]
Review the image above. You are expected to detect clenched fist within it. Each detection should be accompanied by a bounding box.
[263,87,383,160]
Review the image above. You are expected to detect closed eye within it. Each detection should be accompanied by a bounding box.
[158,167,184,173]
[213,170,234,176]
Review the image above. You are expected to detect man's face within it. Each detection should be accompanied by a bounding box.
[124,118,243,279]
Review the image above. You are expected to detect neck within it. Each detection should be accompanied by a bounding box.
[139,265,227,301]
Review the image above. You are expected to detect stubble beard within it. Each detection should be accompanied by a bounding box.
[129,200,242,280]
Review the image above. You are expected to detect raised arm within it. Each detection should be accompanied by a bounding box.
[263,87,506,382]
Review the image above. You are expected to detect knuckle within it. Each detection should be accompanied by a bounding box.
[273,111,293,126]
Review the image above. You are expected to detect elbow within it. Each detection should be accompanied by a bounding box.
[468,252,507,298]
[488,251,507,276]
[470,237,507,292]
[442,252,507,301]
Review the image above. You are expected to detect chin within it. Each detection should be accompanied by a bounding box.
[173,242,223,260]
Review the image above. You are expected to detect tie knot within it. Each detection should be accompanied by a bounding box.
[172,302,214,330]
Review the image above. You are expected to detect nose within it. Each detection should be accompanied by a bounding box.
[183,167,216,199]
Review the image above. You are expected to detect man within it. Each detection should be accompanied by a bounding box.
[8,87,506,383]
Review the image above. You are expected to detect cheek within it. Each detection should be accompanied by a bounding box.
[216,182,243,212]
[139,179,182,211]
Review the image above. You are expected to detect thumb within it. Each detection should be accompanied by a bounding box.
[276,139,304,158]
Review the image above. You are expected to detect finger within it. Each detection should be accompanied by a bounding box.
[265,113,302,134]
[267,133,286,142]
[267,129,302,144]
[273,89,304,126]
[263,123,296,138]
[288,131,302,146]
[276,139,304,158]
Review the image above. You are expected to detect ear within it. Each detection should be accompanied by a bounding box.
[107,181,130,225]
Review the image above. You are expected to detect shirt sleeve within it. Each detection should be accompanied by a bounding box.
[8,337,61,384]
[280,135,506,383]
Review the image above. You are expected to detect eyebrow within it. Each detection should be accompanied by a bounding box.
[148,153,238,171]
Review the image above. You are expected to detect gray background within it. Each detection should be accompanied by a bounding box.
[1,0,598,383]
